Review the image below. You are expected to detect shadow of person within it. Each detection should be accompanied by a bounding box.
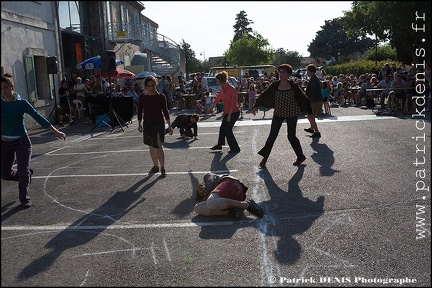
[163,138,193,149]
[1,201,27,222]
[257,167,325,264]
[193,218,253,239]
[17,175,158,281]
[309,137,339,176]
[210,151,236,174]
[171,171,201,218]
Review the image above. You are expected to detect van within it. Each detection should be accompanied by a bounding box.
[205,76,238,95]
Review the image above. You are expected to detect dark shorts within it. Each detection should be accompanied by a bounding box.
[310,101,323,117]
[59,98,71,116]
[143,122,165,148]
[212,178,246,201]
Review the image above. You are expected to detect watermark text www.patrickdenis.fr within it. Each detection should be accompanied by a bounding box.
[410,10,430,240]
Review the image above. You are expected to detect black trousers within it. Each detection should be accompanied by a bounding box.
[258,115,304,159]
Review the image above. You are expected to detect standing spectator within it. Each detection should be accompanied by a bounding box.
[157,75,168,96]
[83,78,93,122]
[134,82,143,95]
[89,75,102,94]
[170,113,200,140]
[68,73,78,94]
[304,64,322,138]
[58,80,76,126]
[206,71,241,154]
[165,75,174,108]
[190,73,200,94]
[177,71,185,86]
[251,64,312,168]
[1,73,66,208]
[321,80,330,114]
[248,79,256,109]
[73,77,87,117]
[137,76,172,177]
[199,72,208,94]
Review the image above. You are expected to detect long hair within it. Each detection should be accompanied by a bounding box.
[195,182,207,200]
[144,75,158,88]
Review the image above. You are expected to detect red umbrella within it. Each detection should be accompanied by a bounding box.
[95,67,136,79]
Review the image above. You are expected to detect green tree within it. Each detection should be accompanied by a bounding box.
[364,44,397,62]
[224,32,272,66]
[308,18,374,62]
[180,39,202,74]
[233,10,254,42]
[340,1,431,64]
[273,48,303,68]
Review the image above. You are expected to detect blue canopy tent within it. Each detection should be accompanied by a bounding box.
[76,55,124,70]
[135,71,161,80]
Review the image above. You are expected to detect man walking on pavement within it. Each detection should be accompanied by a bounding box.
[304,64,322,138]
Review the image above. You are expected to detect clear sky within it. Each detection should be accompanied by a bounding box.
[141,1,353,60]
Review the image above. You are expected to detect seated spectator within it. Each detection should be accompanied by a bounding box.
[195,99,205,114]
[403,94,417,115]
[377,75,392,108]
[357,77,374,106]
[194,172,264,220]
[347,80,360,105]
[390,74,406,110]
[170,113,200,140]
[376,91,398,115]
[333,82,345,105]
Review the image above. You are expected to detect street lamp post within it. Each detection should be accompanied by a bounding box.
[200,50,206,70]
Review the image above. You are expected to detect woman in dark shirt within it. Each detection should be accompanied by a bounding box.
[137,76,172,177]
[251,64,311,168]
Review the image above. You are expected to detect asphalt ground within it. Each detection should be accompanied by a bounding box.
[1,104,431,287]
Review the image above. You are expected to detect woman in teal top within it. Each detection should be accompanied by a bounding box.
[1,73,66,208]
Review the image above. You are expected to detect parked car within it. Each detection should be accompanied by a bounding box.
[205,76,238,95]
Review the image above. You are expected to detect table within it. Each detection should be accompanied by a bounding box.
[366,87,421,109]
[180,94,200,109]
[86,94,133,125]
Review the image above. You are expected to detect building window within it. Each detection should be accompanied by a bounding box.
[58,1,81,33]
[24,55,54,102]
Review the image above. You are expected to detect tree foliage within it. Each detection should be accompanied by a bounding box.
[233,10,254,42]
[224,32,273,66]
[308,18,374,62]
[273,48,303,69]
[364,45,397,62]
[180,39,202,74]
[340,1,431,64]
